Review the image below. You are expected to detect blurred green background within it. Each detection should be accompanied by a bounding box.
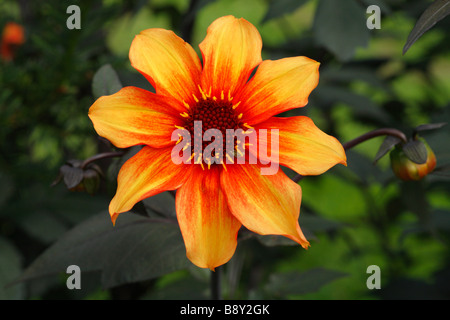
[1,0,449,300]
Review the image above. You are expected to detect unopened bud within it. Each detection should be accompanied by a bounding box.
[390,139,436,181]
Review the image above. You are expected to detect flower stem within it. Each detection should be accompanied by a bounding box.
[341,128,407,150]
[80,151,125,169]
[292,128,407,183]
[210,266,222,300]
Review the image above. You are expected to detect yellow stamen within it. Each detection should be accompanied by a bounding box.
[198,85,207,100]
[182,143,190,151]
[175,125,185,130]
[243,123,253,129]
[221,91,225,100]
[222,162,228,171]
[193,94,199,103]
[228,91,233,101]
[232,101,241,109]
[237,113,243,119]
[195,153,203,164]
[182,100,190,109]
[212,96,217,101]
[180,112,189,118]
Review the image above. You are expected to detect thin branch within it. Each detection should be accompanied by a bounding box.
[341,128,407,150]
[81,151,125,169]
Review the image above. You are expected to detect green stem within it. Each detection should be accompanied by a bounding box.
[292,128,407,183]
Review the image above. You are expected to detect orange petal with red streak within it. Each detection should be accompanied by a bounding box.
[129,28,202,105]
[109,146,190,224]
[236,57,320,125]
[199,15,262,98]
[88,86,186,149]
[254,116,347,176]
[176,165,242,270]
[221,164,309,248]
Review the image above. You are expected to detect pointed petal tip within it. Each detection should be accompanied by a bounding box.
[110,208,119,226]
[291,233,310,249]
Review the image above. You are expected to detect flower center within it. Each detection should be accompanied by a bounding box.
[177,87,252,169]
[186,98,241,139]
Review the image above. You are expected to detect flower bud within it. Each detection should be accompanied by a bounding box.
[1,22,25,61]
[390,140,436,181]
[53,161,102,195]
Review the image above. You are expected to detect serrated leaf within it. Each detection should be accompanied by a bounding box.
[265,268,347,298]
[262,0,309,23]
[16,213,189,289]
[374,135,402,164]
[403,0,450,55]
[313,0,369,61]
[402,140,428,164]
[92,64,123,99]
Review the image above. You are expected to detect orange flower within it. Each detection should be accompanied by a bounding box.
[1,22,25,62]
[89,16,346,270]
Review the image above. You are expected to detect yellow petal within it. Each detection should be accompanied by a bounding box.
[88,86,186,149]
[129,28,202,104]
[110,146,190,224]
[221,164,309,247]
[176,165,242,270]
[254,116,347,176]
[199,15,262,98]
[236,57,320,125]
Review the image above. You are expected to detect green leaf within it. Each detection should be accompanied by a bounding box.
[91,64,123,99]
[262,0,309,23]
[16,211,69,245]
[402,140,428,164]
[374,135,402,164]
[413,122,447,135]
[17,213,189,289]
[264,268,347,298]
[403,0,450,55]
[314,85,390,124]
[313,0,369,61]
[0,237,25,300]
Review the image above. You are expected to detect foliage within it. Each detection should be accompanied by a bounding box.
[1,0,450,300]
